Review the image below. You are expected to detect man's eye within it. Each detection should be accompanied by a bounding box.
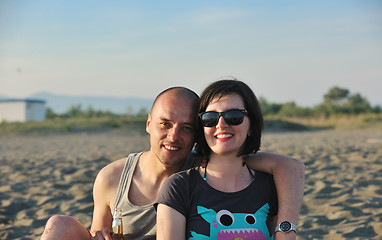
[160,122,171,128]
[183,126,193,132]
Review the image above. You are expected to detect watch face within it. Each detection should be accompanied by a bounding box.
[280,221,291,232]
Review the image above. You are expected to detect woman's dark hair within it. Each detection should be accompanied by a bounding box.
[195,78,263,158]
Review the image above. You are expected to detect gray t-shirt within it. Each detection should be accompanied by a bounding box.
[155,168,278,239]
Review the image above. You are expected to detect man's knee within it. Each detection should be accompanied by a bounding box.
[41,215,85,239]
[45,215,76,228]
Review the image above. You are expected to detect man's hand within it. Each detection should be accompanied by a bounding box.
[92,227,113,240]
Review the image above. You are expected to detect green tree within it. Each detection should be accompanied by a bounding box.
[317,86,374,115]
[68,104,83,118]
[278,102,298,117]
[324,86,349,106]
[344,93,371,114]
[259,96,283,116]
[46,107,57,119]
[85,106,96,118]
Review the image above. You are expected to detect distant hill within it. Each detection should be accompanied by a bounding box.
[26,92,154,114]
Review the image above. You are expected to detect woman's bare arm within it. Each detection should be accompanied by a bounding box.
[157,204,186,240]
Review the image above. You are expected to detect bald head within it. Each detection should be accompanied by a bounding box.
[150,87,199,114]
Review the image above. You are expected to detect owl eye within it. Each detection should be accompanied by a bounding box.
[216,210,234,226]
[245,214,256,224]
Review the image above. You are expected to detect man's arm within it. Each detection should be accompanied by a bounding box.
[246,152,305,240]
[90,159,126,239]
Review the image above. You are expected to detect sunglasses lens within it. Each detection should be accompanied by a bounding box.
[200,109,246,127]
[200,112,219,127]
[224,110,244,125]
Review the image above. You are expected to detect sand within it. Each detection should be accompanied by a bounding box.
[1,129,381,239]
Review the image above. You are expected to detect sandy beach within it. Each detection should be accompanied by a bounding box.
[1,129,381,239]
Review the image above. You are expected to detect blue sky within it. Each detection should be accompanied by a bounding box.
[1,0,381,106]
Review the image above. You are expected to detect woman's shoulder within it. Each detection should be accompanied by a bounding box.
[169,167,199,181]
[156,169,199,204]
[253,170,275,182]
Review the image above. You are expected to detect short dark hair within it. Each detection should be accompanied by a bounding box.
[195,78,263,158]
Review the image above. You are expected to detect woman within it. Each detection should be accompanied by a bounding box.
[155,79,278,240]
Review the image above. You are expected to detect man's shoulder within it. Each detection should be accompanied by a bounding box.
[94,158,126,189]
[97,152,144,183]
[100,158,127,175]
[99,152,143,177]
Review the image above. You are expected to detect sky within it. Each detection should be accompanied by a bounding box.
[1,0,381,107]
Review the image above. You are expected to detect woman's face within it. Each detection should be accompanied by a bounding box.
[203,93,250,157]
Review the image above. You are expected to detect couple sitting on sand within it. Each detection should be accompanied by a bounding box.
[41,78,305,240]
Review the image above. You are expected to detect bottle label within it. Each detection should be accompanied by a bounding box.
[112,219,121,228]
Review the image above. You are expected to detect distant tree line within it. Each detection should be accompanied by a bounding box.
[46,104,148,119]
[46,86,381,120]
[259,86,380,118]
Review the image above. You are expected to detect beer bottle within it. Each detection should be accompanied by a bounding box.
[111,208,125,240]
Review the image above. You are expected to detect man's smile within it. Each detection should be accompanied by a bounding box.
[163,144,180,151]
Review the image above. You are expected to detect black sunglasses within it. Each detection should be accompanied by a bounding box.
[199,109,248,127]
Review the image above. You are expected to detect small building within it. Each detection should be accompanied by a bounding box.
[0,99,46,122]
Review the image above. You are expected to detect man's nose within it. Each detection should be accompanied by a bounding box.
[167,127,180,141]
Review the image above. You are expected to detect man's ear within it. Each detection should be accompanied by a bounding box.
[146,113,152,134]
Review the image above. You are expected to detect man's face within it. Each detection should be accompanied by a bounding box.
[146,92,196,168]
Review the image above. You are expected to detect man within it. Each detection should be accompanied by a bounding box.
[41,87,305,240]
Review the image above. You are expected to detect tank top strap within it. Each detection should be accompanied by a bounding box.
[112,152,144,211]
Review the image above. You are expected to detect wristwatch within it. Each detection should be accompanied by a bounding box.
[275,221,297,233]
